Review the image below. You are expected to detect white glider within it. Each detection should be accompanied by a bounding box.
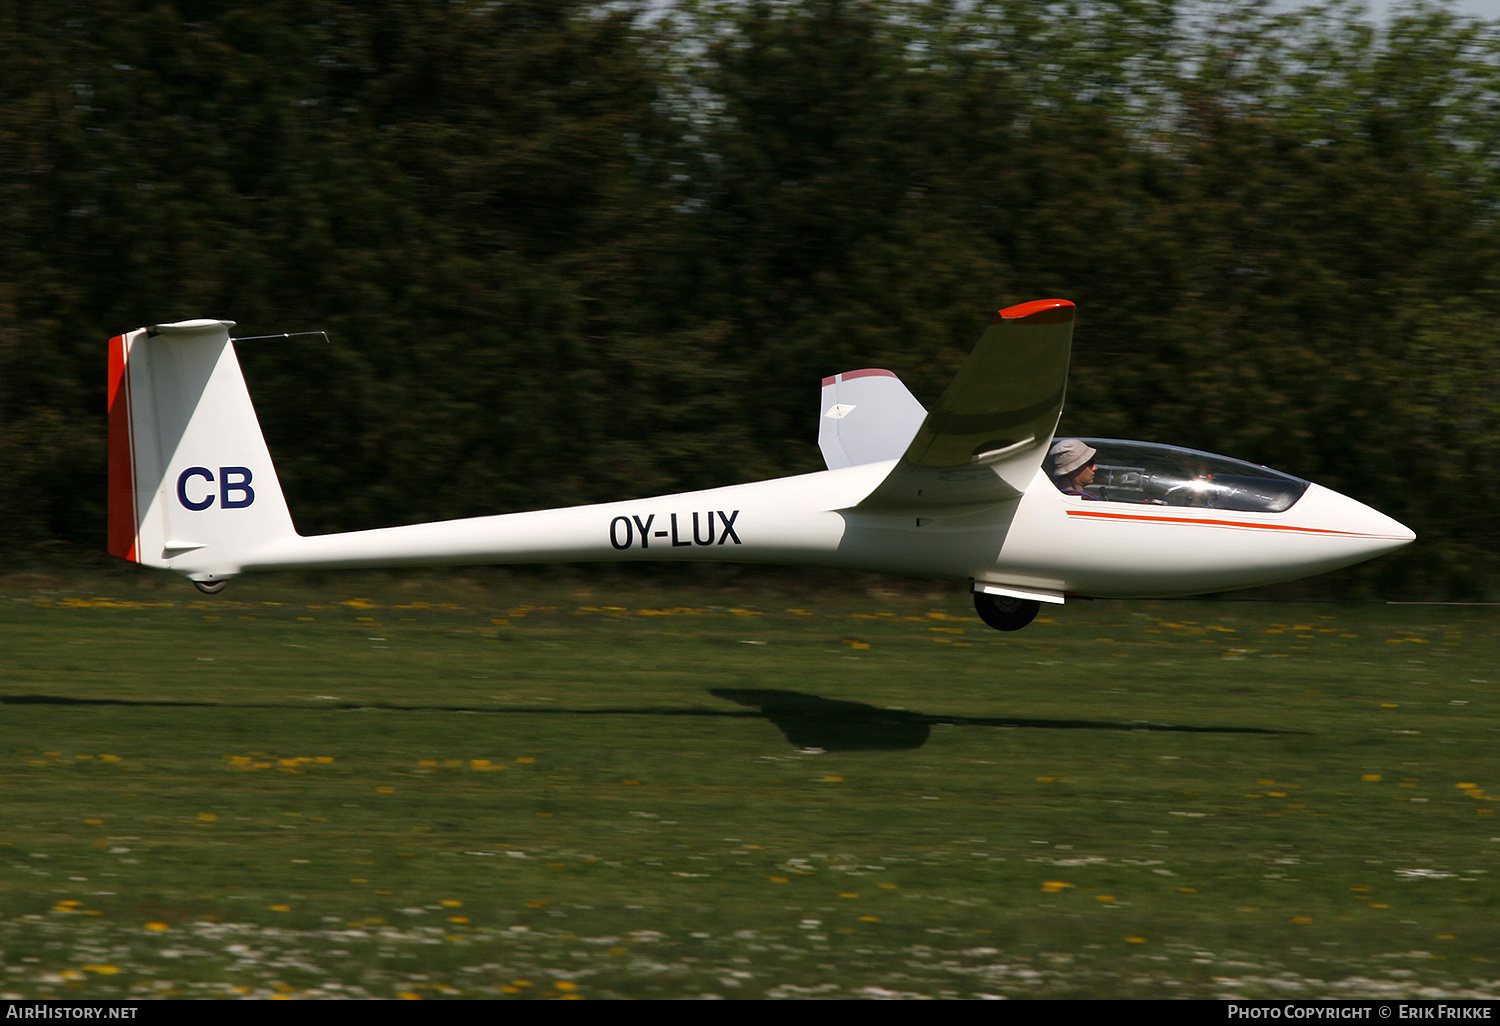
[107,300,1413,630]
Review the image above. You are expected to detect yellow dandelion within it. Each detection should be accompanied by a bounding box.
[144,922,169,931]
[1125,936,1147,944]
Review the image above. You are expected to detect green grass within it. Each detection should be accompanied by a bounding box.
[1,573,1497,999]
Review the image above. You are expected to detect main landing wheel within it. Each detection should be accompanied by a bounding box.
[193,580,228,595]
[973,592,1040,632]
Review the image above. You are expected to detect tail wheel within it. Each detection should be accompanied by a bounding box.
[973,592,1039,631]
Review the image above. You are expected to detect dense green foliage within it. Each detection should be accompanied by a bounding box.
[2,0,1496,595]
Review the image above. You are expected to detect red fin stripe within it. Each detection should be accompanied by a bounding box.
[106,334,138,562]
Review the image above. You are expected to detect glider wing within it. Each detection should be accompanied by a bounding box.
[818,369,928,470]
[852,299,1075,513]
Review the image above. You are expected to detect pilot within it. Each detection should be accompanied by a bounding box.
[1049,438,1101,499]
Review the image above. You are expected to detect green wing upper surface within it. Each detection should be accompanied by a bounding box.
[853,299,1075,514]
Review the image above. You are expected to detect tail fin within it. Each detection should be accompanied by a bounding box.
[107,319,296,586]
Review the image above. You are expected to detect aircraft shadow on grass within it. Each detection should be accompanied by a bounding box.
[707,689,1290,751]
[1,690,1290,753]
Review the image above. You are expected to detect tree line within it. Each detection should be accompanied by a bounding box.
[1,0,1496,597]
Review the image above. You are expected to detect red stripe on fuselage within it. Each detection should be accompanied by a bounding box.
[1064,508,1400,539]
[106,334,138,562]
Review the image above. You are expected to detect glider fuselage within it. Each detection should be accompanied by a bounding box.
[107,304,1414,620]
[196,457,1410,602]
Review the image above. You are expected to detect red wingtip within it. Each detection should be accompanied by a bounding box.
[996,299,1075,323]
[822,368,898,387]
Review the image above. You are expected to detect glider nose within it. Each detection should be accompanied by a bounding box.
[1298,483,1415,565]
[1378,511,1417,551]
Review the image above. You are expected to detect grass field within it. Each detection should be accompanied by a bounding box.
[1,572,1497,1000]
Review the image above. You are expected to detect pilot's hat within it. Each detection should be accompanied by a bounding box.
[1049,438,1097,477]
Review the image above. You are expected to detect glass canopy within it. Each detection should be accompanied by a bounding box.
[1054,438,1310,513]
